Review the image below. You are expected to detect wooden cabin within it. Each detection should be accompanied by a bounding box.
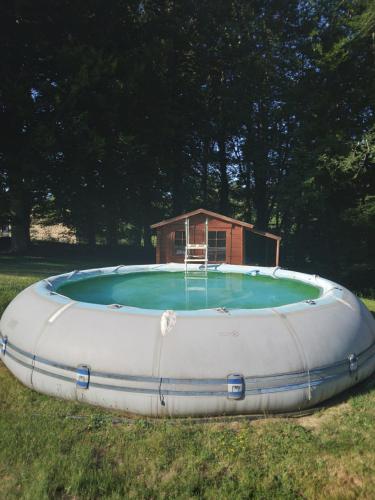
[150,209,281,266]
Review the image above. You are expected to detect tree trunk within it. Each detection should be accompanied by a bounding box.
[218,135,230,214]
[253,170,268,229]
[106,218,118,248]
[86,215,96,249]
[244,164,252,222]
[103,158,119,248]
[9,186,31,254]
[143,224,153,250]
[172,164,183,215]
[201,138,209,207]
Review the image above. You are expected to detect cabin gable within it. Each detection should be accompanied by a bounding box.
[151,209,280,266]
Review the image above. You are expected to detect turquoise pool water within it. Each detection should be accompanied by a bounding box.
[56,271,320,311]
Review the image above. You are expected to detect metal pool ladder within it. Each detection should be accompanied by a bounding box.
[184,216,208,273]
[184,216,209,308]
[184,270,208,309]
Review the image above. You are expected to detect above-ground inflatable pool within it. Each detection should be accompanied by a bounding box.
[1,263,374,417]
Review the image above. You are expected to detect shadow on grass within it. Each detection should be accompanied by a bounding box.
[0,255,121,277]
[316,370,375,408]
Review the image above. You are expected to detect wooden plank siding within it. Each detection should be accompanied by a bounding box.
[155,214,244,265]
[152,209,280,266]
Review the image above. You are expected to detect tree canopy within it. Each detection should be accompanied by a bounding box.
[0,0,374,290]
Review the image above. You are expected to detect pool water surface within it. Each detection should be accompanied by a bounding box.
[56,271,321,310]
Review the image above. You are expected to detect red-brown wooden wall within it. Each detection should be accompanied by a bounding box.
[155,214,244,265]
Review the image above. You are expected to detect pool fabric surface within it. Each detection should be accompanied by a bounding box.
[1,263,375,416]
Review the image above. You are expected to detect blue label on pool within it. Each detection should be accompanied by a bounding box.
[76,366,90,389]
[227,374,244,399]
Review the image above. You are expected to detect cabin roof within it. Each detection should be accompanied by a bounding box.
[150,208,281,240]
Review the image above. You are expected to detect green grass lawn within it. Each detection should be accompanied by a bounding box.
[0,255,374,499]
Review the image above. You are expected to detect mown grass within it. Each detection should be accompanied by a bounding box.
[0,255,374,499]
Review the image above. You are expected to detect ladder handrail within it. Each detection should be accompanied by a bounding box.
[184,216,209,273]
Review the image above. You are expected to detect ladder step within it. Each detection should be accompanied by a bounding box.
[185,259,208,262]
[186,244,207,249]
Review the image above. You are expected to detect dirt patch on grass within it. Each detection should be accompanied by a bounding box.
[319,453,374,499]
[296,402,351,432]
[160,456,186,483]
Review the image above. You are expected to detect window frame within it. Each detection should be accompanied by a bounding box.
[174,230,186,255]
[208,230,227,262]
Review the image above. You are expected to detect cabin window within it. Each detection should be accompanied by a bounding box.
[174,230,186,255]
[208,231,226,261]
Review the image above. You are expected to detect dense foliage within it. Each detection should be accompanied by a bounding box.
[0,1,374,289]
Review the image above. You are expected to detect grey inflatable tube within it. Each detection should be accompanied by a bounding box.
[1,264,374,417]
